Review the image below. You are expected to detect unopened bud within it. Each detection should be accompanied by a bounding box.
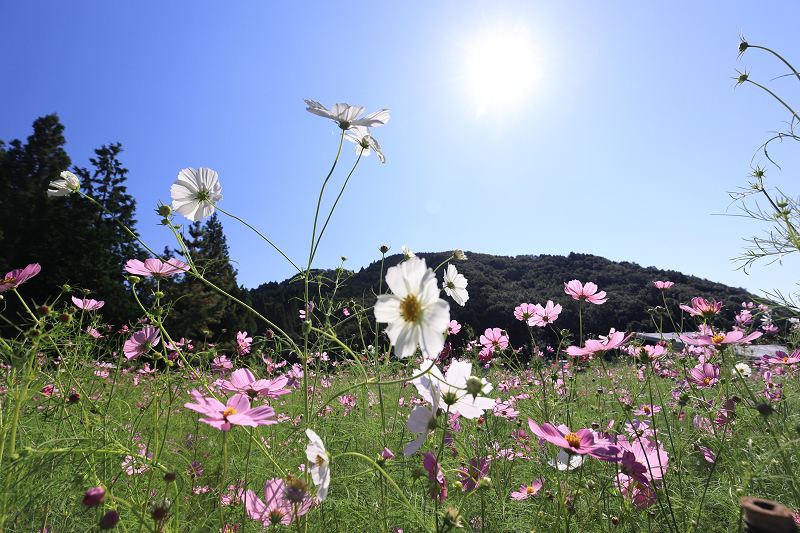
[479,476,492,490]
[59,313,72,323]
[756,403,773,416]
[156,204,173,217]
[465,376,484,398]
[152,506,168,520]
[302,320,312,336]
[128,275,141,284]
[100,510,120,529]
[379,245,390,254]
[37,305,51,315]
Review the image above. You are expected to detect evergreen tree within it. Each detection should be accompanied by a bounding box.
[163,214,256,349]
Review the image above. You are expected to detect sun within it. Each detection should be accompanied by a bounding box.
[463,25,543,116]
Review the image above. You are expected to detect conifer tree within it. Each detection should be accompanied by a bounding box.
[163,214,256,349]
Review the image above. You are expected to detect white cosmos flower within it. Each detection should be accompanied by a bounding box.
[47,171,81,197]
[170,167,223,222]
[401,246,415,260]
[344,125,386,164]
[303,100,389,131]
[442,264,469,306]
[549,450,585,470]
[404,383,440,457]
[734,362,752,377]
[374,257,450,359]
[305,429,330,502]
[412,360,494,419]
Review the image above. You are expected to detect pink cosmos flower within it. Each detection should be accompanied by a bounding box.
[510,478,545,500]
[215,368,291,399]
[0,263,41,292]
[687,363,720,388]
[679,330,762,347]
[422,452,447,502]
[245,478,313,527]
[458,457,491,493]
[71,295,105,310]
[184,391,277,431]
[480,328,509,351]
[633,404,662,417]
[565,329,631,357]
[125,258,188,278]
[446,320,461,335]
[762,350,800,364]
[652,281,674,290]
[123,327,161,360]
[527,420,619,460]
[530,301,562,327]
[236,331,253,355]
[564,280,607,305]
[514,303,537,325]
[679,297,722,319]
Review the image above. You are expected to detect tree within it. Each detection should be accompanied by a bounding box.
[162,214,256,349]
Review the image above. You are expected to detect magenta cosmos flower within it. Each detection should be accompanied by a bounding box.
[687,363,720,388]
[679,330,762,347]
[184,391,276,431]
[71,295,105,311]
[125,258,188,278]
[0,263,41,292]
[762,350,800,364]
[652,281,674,290]
[679,297,722,319]
[245,478,313,527]
[422,452,447,502]
[528,420,619,459]
[564,280,607,304]
[458,457,491,493]
[123,327,161,360]
[530,301,562,327]
[216,368,291,400]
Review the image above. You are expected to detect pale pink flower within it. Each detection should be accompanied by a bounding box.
[652,281,674,290]
[528,420,619,459]
[480,328,509,351]
[510,478,545,500]
[679,297,722,319]
[514,303,537,325]
[564,280,607,304]
[245,478,312,527]
[71,295,105,310]
[236,331,252,355]
[125,258,188,278]
[687,363,720,388]
[184,391,277,431]
[565,329,631,357]
[216,369,291,399]
[0,263,41,292]
[530,301,562,327]
[446,320,461,335]
[762,350,800,364]
[123,327,161,361]
[679,330,762,347]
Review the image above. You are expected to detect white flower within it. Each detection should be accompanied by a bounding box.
[402,246,415,260]
[453,249,467,261]
[404,384,440,457]
[305,429,330,502]
[374,257,450,359]
[344,125,386,164]
[442,264,469,306]
[47,171,81,197]
[303,100,389,131]
[548,450,585,470]
[170,168,223,222]
[412,360,494,419]
[734,362,752,377]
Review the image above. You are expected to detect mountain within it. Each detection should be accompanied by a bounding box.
[247,251,760,349]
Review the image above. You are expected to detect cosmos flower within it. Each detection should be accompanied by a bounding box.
[123,327,161,360]
[734,362,752,377]
[71,295,105,311]
[303,100,389,131]
[245,478,313,527]
[458,457,491,493]
[480,328,509,351]
[422,452,447,502]
[530,301,562,327]
[405,389,440,457]
[528,420,619,460]
[305,429,330,502]
[401,246,415,260]
[565,329,631,358]
[125,258,188,278]
[548,450,585,470]
[184,391,277,431]
[652,281,674,290]
[762,350,800,364]
[0,263,42,293]
[236,331,253,355]
[442,264,469,306]
[446,320,461,335]
[215,368,291,400]
[679,330,762,347]
[170,167,223,222]
[679,297,722,319]
[687,363,720,388]
[374,257,450,359]
[413,360,494,420]
[47,171,81,196]
[564,280,607,304]
[344,125,386,163]
[514,303,537,325]
[510,479,545,500]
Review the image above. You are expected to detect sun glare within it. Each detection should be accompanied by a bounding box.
[463,26,542,117]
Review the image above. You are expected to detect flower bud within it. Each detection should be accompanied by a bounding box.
[265,329,274,339]
[479,476,492,490]
[379,245,390,254]
[164,472,177,482]
[67,393,81,404]
[301,320,312,336]
[82,486,106,507]
[756,403,773,416]
[156,204,173,217]
[465,376,484,398]
[59,313,72,323]
[100,510,120,529]
[152,507,168,520]
[37,305,51,315]
[127,275,141,284]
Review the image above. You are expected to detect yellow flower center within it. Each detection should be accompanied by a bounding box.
[784,357,790,363]
[2,276,16,284]
[315,454,326,468]
[526,486,536,494]
[711,334,726,344]
[223,407,237,418]
[642,405,651,413]
[269,509,286,525]
[703,377,711,385]
[564,432,581,447]
[401,295,421,323]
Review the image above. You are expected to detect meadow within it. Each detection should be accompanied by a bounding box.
[2,40,800,533]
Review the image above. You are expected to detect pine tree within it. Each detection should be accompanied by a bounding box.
[163,214,256,349]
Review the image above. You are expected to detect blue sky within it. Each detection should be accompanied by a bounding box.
[2,1,799,302]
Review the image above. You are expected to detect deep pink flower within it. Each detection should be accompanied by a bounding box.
[679,297,722,319]
[564,280,607,304]
[382,447,395,460]
[687,363,720,388]
[215,368,291,400]
[422,452,447,502]
[0,263,41,292]
[679,330,762,347]
[123,327,161,361]
[458,457,490,493]
[71,295,105,310]
[184,391,277,431]
[125,258,188,278]
[480,328,509,351]
[762,350,800,364]
[530,301,562,327]
[510,478,544,500]
[82,486,106,507]
[527,420,619,459]
[652,281,674,290]
[245,478,312,527]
